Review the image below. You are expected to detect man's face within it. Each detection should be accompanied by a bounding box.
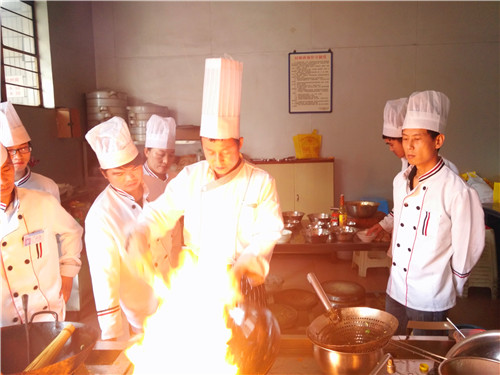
[6,142,31,174]
[1,155,15,204]
[384,138,405,159]
[402,129,443,169]
[202,137,243,178]
[101,163,143,195]
[144,148,175,176]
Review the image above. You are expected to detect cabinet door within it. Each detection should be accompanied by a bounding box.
[295,162,334,213]
[258,163,295,211]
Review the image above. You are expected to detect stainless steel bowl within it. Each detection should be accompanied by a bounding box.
[282,211,305,223]
[345,201,380,218]
[332,226,358,242]
[438,357,500,375]
[308,213,331,226]
[304,227,330,243]
[446,330,500,361]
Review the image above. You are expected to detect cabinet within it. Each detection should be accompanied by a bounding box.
[255,158,334,214]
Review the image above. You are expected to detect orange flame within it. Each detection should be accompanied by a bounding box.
[125,249,242,374]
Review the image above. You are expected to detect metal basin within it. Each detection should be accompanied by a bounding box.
[313,345,383,375]
[445,330,500,361]
[438,357,500,375]
[345,201,379,218]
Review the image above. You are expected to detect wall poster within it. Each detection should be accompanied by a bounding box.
[288,50,332,114]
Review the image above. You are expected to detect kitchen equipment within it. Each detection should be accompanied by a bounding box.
[438,357,500,375]
[306,272,398,353]
[227,304,281,375]
[321,280,366,308]
[86,90,128,129]
[332,226,358,242]
[282,211,305,224]
[345,201,380,218]
[308,213,331,227]
[1,319,99,375]
[446,317,465,339]
[445,330,500,361]
[304,227,330,243]
[356,229,376,243]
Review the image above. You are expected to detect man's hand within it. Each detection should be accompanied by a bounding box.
[232,253,266,286]
[366,223,391,242]
[60,276,73,303]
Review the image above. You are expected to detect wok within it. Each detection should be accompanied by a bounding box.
[1,320,99,375]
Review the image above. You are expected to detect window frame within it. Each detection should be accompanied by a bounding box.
[1,0,44,107]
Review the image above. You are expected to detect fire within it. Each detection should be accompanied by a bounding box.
[126,248,242,374]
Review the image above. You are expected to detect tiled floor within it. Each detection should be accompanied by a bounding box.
[70,252,500,338]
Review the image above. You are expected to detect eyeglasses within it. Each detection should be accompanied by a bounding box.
[7,146,32,156]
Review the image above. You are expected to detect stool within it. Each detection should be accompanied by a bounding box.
[352,250,391,277]
[320,280,366,307]
[463,228,498,299]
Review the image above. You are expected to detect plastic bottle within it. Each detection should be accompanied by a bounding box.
[339,194,347,227]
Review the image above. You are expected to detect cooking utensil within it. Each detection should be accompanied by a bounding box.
[345,201,380,218]
[1,320,98,375]
[307,213,331,226]
[446,317,466,339]
[445,330,500,361]
[304,227,330,243]
[22,294,31,364]
[332,226,358,242]
[306,272,398,353]
[438,357,500,375]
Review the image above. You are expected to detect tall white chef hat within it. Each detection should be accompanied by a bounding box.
[0,101,31,147]
[382,98,408,138]
[85,116,138,169]
[200,57,243,139]
[0,143,8,165]
[403,90,450,134]
[145,115,176,149]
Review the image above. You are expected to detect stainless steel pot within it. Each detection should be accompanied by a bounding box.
[445,330,500,361]
[438,357,500,375]
[313,345,383,375]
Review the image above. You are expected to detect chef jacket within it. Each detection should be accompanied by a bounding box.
[142,162,183,277]
[380,155,460,234]
[85,184,159,340]
[141,158,284,281]
[15,167,60,202]
[1,187,82,326]
[386,158,485,312]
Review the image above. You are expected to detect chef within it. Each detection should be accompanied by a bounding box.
[0,142,83,326]
[84,117,159,340]
[127,57,284,306]
[0,101,60,202]
[368,97,460,242]
[385,90,485,335]
[142,114,183,276]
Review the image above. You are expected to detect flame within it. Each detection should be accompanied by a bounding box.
[125,248,242,374]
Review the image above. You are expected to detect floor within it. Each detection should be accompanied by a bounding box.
[69,251,500,339]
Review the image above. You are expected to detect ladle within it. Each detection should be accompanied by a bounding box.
[306,272,341,323]
[446,317,466,339]
[22,294,31,364]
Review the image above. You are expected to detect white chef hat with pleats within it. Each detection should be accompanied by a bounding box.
[85,116,138,169]
[0,143,8,165]
[200,57,243,139]
[145,115,176,149]
[403,90,450,134]
[0,101,31,147]
[382,98,408,138]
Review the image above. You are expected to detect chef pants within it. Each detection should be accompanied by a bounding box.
[386,295,449,336]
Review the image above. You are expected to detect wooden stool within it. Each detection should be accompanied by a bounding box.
[464,228,498,299]
[352,250,391,277]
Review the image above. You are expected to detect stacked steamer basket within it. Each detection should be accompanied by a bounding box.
[127,104,169,144]
[86,90,128,129]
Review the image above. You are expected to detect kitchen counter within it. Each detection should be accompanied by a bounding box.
[80,334,455,375]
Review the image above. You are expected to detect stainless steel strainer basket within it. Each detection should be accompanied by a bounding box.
[306,273,398,353]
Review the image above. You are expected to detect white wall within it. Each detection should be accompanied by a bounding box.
[91,1,499,205]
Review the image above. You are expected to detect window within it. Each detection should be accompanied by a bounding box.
[1,0,42,106]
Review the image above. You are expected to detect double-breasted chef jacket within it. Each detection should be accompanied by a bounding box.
[1,187,82,326]
[142,158,284,282]
[84,184,160,340]
[386,158,485,312]
[15,167,61,202]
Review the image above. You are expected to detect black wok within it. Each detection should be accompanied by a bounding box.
[1,320,99,375]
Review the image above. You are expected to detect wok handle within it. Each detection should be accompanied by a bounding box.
[306,273,333,312]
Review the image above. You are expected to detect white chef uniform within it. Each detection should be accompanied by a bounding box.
[140,57,283,285]
[386,90,485,312]
[1,187,83,326]
[386,159,484,311]
[85,117,159,340]
[15,167,61,202]
[142,115,182,278]
[0,101,60,201]
[85,185,158,340]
